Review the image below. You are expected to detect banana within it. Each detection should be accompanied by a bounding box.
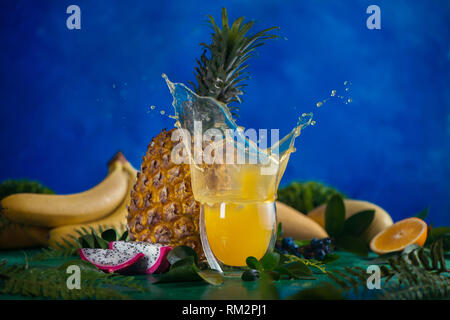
[276,201,328,240]
[48,160,137,247]
[0,224,49,249]
[0,155,129,228]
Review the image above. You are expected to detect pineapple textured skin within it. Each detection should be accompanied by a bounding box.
[128,129,204,259]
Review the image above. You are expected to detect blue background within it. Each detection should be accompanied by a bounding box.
[0,0,449,226]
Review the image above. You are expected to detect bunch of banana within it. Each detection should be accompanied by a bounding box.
[0,152,137,249]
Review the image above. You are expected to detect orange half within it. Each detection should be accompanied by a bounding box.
[370,217,427,255]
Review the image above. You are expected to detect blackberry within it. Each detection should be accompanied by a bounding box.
[282,237,294,250]
[315,249,326,260]
[310,238,321,249]
[324,245,333,254]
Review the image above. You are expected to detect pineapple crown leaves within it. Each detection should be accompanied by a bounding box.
[189,8,279,115]
[0,258,146,300]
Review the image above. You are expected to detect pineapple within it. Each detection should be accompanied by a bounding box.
[128,129,203,256]
[128,8,278,258]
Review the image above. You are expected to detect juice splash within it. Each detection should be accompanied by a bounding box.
[162,74,313,268]
[162,73,313,199]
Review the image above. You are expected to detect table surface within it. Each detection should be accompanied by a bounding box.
[0,249,448,300]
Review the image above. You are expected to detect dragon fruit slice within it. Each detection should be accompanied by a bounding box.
[109,241,172,274]
[78,248,145,274]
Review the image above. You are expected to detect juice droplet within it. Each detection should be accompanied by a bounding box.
[347,98,352,103]
[150,105,156,110]
[311,120,316,126]
[160,110,166,115]
[331,90,336,97]
[316,101,323,107]
[344,81,348,85]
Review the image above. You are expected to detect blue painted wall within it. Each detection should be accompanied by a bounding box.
[0,0,449,226]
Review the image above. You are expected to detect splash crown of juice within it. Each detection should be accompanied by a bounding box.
[163,74,312,268]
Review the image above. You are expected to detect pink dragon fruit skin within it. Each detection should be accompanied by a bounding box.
[109,241,172,274]
[78,248,145,273]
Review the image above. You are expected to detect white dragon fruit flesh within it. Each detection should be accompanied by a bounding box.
[78,248,145,274]
[109,241,172,274]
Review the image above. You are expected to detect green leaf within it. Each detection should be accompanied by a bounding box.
[260,252,280,271]
[170,256,196,269]
[343,210,375,236]
[119,230,128,241]
[282,261,312,276]
[414,207,429,220]
[241,269,260,281]
[156,256,223,285]
[246,256,262,270]
[93,235,109,249]
[322,253,340,264]
[166,246,199,266]
[78,235,95,248]
[276,250,290,265]
[274,266,299,279]
[101,229,117,242]
[336,235,369,257]
[325,194,346,237]
[274,262,314,280]
[156,262,202,284]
